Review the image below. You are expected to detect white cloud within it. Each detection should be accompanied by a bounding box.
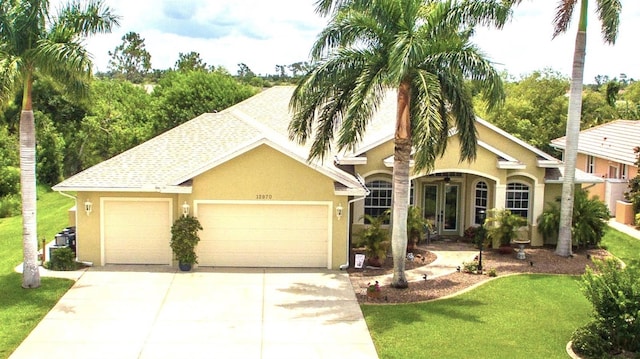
[64,0,639,81]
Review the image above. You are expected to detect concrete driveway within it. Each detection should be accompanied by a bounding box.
[10,267,378,359]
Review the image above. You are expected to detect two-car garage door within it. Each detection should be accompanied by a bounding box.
[196,202,330,268]
[102,199,330,268]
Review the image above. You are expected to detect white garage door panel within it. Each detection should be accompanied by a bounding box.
[103,200,171,265]
[197,203,329,268]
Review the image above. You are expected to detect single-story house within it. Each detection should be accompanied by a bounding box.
[551,120,639,224]
[53,86,601,269]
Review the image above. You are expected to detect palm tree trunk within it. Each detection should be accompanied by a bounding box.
[391,81,411,288]
[20,109,40,288]
[556,0,588,257]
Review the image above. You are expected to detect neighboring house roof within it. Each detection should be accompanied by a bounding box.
[53,86,367,195]
[551,119,640,166]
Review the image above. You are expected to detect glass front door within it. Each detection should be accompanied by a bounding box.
[423,182,459,236]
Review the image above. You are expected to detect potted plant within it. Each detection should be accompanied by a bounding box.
[170,215,203,271]
[366,281,381,299]
[406,206,428,250]
[484,209,527,254]
[354,213,390,267]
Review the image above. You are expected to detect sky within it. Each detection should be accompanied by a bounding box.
[55,0,640,83]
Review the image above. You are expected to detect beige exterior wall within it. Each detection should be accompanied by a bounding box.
[352,124,554,246]
[76,144,349,269]
[189,144,348,269]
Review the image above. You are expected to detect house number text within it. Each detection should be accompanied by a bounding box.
[256,194,272,200]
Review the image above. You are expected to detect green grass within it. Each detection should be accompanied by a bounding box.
[363,227,640,359]
[601,227,640,269]
[0,188,75,359]
[363,275,590,358]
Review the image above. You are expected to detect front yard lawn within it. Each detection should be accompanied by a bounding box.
[0,188,75,359]
[363,228,640,359]
[362,274,590,358]
[601,227,640,269]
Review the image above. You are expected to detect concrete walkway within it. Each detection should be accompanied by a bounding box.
[10,267,378,359]
[349,241,478,293]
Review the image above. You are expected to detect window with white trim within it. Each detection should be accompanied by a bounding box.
[474,181,488,225]
[506,182,529,219]
[586,155,595,174]
[364,180,392,220]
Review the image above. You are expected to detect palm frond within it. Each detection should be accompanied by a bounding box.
[596,0,621,44]
[51,0,120,40]
[310,7,383,60]
[552,0,578,38]
[0,54,21,106]
[410,70,445,172]
[32,39,92,98]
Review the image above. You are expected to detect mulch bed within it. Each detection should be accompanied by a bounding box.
[349,241,612,304]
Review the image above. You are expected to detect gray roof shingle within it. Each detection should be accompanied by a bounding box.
[53,86,364,193]
[551,120,640,165]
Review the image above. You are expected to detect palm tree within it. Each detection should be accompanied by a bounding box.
[507,0,620,256]
[289,0,511,288]
[0,0,119,288]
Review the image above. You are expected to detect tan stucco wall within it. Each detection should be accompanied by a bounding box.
[74,145,349,269]
[352,123,555,246]
[188,144,349,269]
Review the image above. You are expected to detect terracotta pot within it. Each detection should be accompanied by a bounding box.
[367,290,381,299]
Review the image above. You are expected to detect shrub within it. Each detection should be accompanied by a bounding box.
[571,321,612,359]
[406,206,428,247]
[487,268,497,277]
[0,195,21,218]
[49,247,77,271]
[485,209,527,247]
[464,226,486,247]
[462,260,479,274]
[572,259,640,356]
[170,215,203,265]
[0,165,20,197]
[537,189,610,248]
[355,213,390,265]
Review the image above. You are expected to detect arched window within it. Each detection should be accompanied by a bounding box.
[506,182,530,219]
[364,180,392,220]
[474,181,488,225]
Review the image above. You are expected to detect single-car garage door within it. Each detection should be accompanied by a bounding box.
[196,202,330,268]
[103,199,172,265]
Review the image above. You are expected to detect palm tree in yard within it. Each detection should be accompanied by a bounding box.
[511,0,620,256]
[289,0,512,288]
[0,0,118,288]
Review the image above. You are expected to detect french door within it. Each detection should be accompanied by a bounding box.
[423,182,460,236]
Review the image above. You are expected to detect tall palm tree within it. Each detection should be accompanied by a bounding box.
[0,0,119,288]
[289,0,511,288]
[556,0,620,257]
[508,0,620,256]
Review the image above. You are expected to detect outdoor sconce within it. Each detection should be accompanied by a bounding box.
[182,201,190,217]
[336,203,343,220]
[444,176,451,185]
[84,200,92,216]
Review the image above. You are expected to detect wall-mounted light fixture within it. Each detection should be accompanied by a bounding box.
[336,203,343,220]
[444,176,451,185]
[182,201,190,217]
[84,200,93,216]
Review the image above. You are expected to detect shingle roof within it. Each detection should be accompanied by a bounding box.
[551,120,640,165]
[53,86,365,194]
